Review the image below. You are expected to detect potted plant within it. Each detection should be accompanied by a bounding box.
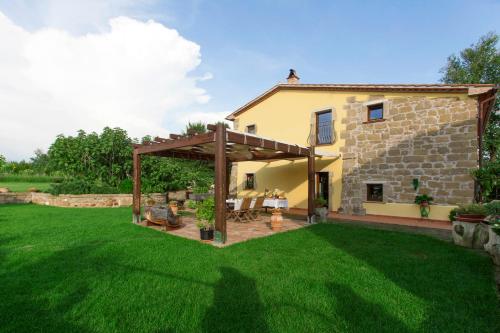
[314,197,328,222]
[414,194,433,218]
[270,208,283,231]
[169,200,178,215]
[453,203,488,223]
[195,197,215,241]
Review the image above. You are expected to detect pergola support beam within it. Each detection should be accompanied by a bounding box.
[132,151,141,223]
[214,123,227,243]
[307,147,315,223]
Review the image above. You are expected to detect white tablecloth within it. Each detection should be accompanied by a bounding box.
[226,198,288,210]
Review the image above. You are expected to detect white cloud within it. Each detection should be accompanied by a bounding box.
[0,11,212,160]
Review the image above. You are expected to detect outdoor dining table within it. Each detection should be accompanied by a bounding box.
[226,198,288,211]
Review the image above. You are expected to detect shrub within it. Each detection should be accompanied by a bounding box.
[195,197,215,230]
[485,201,500,216]
[449,208,460,222]
[186,200,197,210]
[314,197,327,207]
[119,179,133,193]
[47,179,122,195]
[448,204,488,221]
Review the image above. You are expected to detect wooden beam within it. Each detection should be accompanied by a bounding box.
[226,131,310,157]
[136,132,216,154]
[132,150,141,223]
[207,124,217,131]
[152,150,214,161]
[307,147,315,223]
[169,134,182,139]
[214,123,227,244]
[154,136,173,143]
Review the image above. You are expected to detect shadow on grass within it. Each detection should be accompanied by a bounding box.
[308,224,499,331]
[0,245,95,332]
[202,267,269,333]
[326,282,411,332]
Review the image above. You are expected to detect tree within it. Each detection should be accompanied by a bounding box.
[0,154,5,171]
[30,149,50,175]
[46,128,214,194]
[440,32,499,85]
[440,32,499,200]
[182,122,207,136]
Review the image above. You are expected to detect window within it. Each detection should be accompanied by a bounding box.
[245,173,255,190]
[246,124,256,134]
[316,110,332,145]
[367,184,383,202]
[367,103,384,122]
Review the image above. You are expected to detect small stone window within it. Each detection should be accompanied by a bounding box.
[367,103,384,122]
[246,124,256,134]
[367,184,383,202]
[245,173,255,190]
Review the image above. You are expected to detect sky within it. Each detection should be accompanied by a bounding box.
[0,0,499,160]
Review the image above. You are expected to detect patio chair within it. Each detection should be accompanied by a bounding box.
[249,196,265,220]
[231,197,253,223]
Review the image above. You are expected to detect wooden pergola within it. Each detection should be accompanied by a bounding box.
[132,123,318,244]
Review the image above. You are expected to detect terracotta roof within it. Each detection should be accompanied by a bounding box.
[225,83,497,120]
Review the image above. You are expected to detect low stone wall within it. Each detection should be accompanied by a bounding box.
[0,193,32,204]
[1,192,165,208]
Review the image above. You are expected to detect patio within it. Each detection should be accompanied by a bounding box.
[132,123,333,244]
[139,211,309,247]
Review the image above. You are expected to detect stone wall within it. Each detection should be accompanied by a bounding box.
[0,193,32,204]
[340,96,478,215]
[1,192,165,207]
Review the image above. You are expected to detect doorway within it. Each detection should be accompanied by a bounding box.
[316,172,329,208]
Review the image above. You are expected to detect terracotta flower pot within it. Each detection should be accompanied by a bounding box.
[271,209,283,231]
[456,214,486,223]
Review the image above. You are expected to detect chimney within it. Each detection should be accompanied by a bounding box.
[286,69,300,84]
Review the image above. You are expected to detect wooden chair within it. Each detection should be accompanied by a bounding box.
[249,196,265,220]
[231,197,253,223]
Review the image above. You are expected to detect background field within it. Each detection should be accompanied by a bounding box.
[0,182,51,192]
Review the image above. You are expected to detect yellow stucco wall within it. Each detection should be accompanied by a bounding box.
[232,89,471,221]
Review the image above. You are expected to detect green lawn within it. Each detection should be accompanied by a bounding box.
[0,205,498,332]
[0,182,52,192]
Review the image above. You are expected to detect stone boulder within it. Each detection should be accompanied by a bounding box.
[452,221,489,249]
[484,226,500,266]
[0,187,10,193]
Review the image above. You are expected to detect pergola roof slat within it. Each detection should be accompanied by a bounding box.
[134,126,312,161]
[136,132,216,155]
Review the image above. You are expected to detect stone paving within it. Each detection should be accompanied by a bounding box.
[140,207,454,246]
[139,211,309,247]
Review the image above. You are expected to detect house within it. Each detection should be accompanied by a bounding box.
[225,70,497,221]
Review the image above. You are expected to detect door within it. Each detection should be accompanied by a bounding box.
[316,172,329,207]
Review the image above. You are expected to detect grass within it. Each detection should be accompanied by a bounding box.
[0,204,498,332]
[0,182,52,192]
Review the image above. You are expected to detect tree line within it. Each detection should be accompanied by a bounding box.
[0,123,214,194]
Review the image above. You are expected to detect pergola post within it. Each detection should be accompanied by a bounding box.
[214,123,227,243]
[307,146,315,223]
[132,150,141,223]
